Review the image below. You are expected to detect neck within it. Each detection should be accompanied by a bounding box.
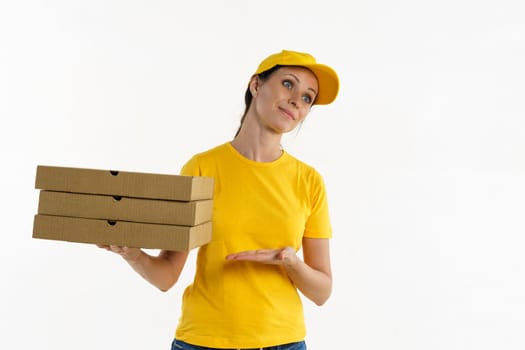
[231,131,283,162]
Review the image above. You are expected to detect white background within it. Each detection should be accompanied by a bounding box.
[1,0,524,349]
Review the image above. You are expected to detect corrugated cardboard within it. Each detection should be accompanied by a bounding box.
[33,215,212,251]
[38,190,213,226]
[35,165,214,201]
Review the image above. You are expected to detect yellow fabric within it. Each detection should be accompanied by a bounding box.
[254,49,339,105]
[175,142,332,348]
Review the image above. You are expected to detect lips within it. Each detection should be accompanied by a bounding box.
[279,107,295,120]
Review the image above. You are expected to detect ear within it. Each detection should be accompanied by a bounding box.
[248,75,259,97]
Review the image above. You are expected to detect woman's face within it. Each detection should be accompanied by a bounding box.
[251,66,319,134]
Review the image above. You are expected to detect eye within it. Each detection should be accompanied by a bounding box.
[282,80,293,89]
[302,94,313,104]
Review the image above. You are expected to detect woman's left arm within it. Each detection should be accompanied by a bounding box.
[284,237,332,306]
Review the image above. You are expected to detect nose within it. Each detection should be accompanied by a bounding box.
[288,92,300,108]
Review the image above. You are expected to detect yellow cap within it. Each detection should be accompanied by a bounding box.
[254,49,339,105]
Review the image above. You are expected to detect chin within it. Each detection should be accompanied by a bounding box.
[271,125,294,134]
[278,128,297,135]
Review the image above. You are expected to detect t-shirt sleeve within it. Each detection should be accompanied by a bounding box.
[180,155,201,176]
[303,170,332,239]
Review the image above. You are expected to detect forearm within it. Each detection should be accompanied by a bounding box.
[124,250,187,292]
[283,255,332,306]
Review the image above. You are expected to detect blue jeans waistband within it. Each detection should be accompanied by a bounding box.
[171,339,306,350]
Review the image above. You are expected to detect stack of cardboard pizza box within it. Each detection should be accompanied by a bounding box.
[32,165,214,251]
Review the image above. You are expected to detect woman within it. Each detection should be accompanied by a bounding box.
[99,49,339,349]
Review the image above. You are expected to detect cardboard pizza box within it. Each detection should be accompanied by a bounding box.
[33,214,212,251]
[37,190,213,226]
[35,165,214,201]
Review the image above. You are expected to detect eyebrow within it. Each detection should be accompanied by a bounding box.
[286,73,318,95]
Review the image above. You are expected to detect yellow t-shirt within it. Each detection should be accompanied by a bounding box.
[175,142,332,348]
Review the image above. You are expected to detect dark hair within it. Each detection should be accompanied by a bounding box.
[234,65,282,137]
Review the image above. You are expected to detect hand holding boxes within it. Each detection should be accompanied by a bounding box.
[32,165,214,251]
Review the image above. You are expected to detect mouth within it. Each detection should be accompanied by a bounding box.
[279,107,295,120]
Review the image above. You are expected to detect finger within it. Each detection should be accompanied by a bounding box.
[109,245,126,254]
[225,251,253,259]
[230,249,274,257]
[226,252,258,260]
[229,253,274,262]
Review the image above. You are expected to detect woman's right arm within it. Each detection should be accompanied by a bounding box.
[98,245,189,292]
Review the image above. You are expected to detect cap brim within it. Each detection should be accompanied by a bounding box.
[304,64,339,105]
